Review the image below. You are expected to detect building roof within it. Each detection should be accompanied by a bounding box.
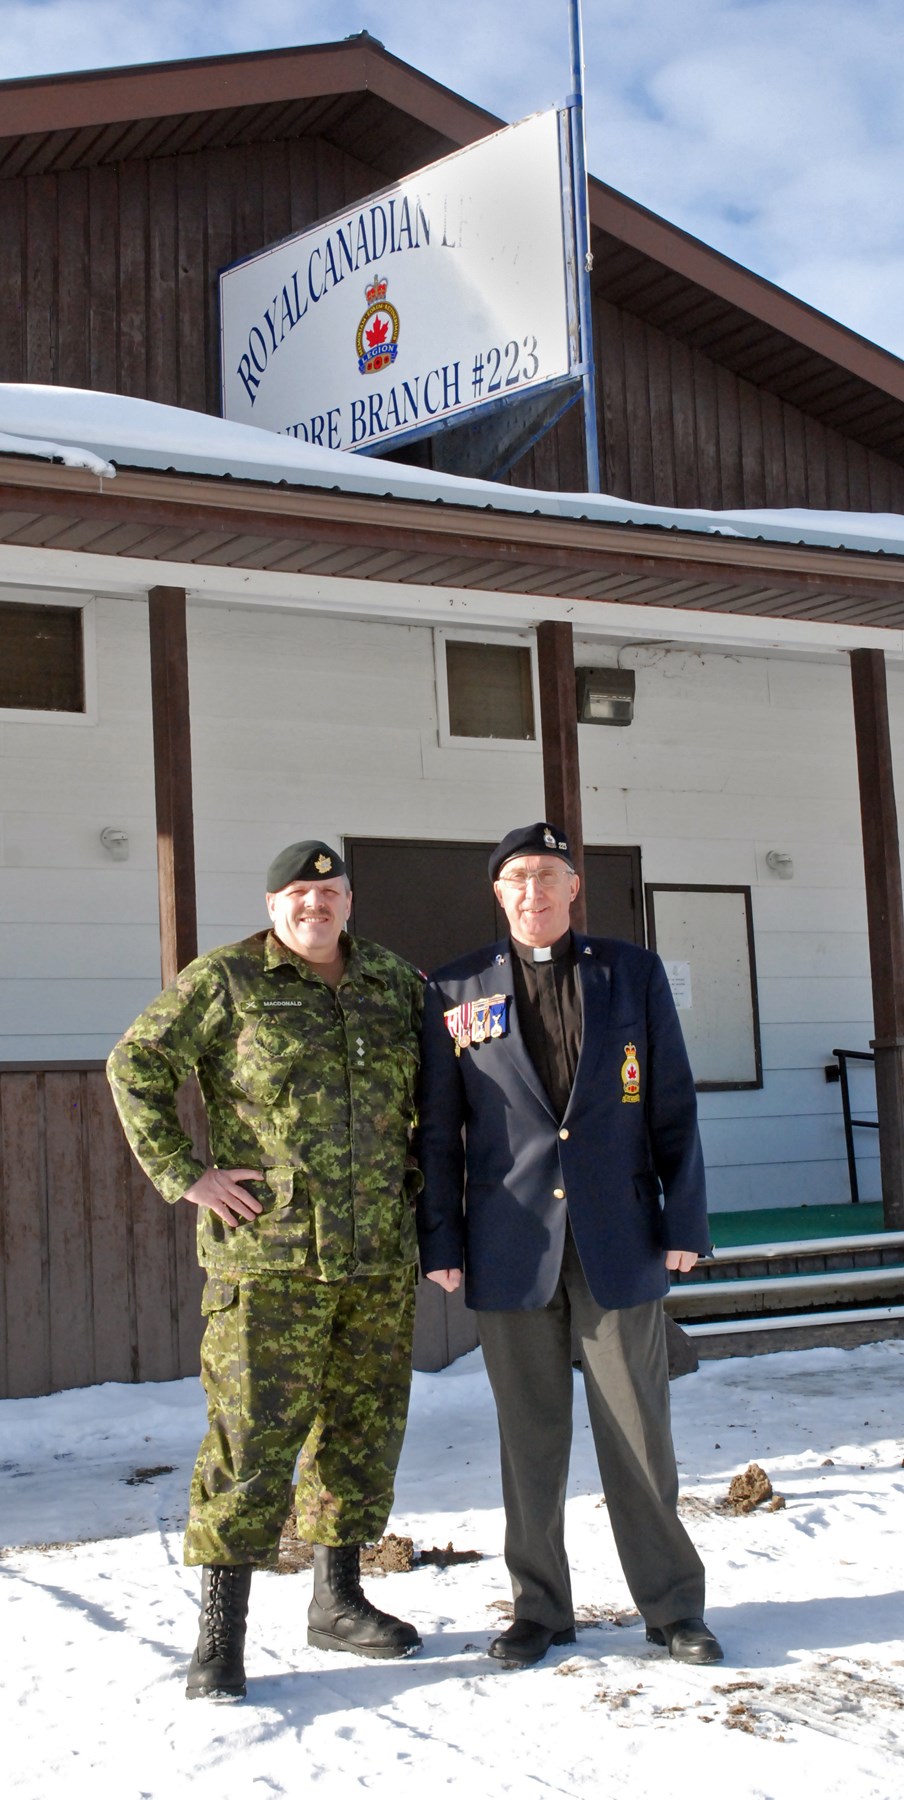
[1,38,903,464]
[2,386,904,633]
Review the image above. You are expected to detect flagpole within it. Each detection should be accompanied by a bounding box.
[567,0,601,491]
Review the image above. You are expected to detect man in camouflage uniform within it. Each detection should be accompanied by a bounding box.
[107,841,424,1701]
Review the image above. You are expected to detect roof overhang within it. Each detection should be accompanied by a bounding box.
[2,455,904,632]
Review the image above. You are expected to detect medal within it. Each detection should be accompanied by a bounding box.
[443,994,509,1053]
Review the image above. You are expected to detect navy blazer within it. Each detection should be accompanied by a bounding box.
[416,935,710,1312]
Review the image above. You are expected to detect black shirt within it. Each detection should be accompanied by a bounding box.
[510,930,583,1121]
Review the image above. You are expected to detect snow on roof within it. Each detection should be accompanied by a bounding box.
[2,382,904,562]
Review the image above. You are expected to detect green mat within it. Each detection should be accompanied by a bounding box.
[709,1202,886,1249]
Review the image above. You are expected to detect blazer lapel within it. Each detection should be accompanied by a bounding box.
[563,938,613,1117]
[478,941,557,1120]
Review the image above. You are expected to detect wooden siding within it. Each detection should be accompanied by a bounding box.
[0,136,382,417]
[0,1063,204,1398]
[510,298,904,513]
[2,137,904,514]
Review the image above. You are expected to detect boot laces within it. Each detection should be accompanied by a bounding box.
[201,1570,246,1656]
[331,1549,391,1625]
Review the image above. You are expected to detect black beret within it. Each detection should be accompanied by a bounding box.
[266,840,347,891]
[488,822,573,883]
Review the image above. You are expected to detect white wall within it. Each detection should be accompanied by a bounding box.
[0,587,889,1213]
[574,641,879,1211]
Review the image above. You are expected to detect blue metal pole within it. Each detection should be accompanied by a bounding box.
[567,0,601,491]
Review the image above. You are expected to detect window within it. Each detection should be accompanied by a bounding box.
[0,599,85,712]
[438,631,538,746]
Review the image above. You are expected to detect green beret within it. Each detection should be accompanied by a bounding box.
[488,822,572,883]
[266,841,347,891]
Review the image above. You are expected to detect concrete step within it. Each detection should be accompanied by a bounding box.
[666,1261,904,1321]
[678,1303,904,1361]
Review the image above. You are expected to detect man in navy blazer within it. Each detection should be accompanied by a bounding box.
[417,823,722,1669]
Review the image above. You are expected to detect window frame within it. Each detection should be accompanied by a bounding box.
[0,589,97,724]
[433,627,542,752]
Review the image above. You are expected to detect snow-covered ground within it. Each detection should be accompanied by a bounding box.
[2,1340,903,1799]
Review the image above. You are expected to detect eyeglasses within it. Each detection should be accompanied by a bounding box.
[497,867,572,891]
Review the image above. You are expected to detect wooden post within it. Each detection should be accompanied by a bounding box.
[850,648,904,1230]
[148,586,198,985]
[536,620,587,932]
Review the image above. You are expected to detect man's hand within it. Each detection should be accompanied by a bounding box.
[426,1268,463,1294]
[664,1249,699,1273]
[183,1168,265,1229]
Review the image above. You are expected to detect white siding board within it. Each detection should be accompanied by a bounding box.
[0,869,160,922]
[627,788,862,844]
[754,933,871,978]
[756,976,875,1024]
[0,923,162,978]
[697,1068,856,1120]
[760,1023,876,1069]
[1,977,161,1035]
[699,1114,850,1168]
[706,1161,878,1212]
[752,887,868,930]
[0,1035,119,1061]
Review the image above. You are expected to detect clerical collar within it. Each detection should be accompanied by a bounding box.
[510,930,573,966]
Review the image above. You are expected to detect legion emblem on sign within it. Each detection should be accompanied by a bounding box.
[314,853,332,873]
[621,1042,641,1103]
[356,274,400,375]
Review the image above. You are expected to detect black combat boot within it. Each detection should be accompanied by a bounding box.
[185,1564,253,1700]
[307,1544,421,1659]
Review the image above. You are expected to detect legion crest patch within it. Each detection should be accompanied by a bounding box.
[356,274,399,375]
[621,1042,641,1103]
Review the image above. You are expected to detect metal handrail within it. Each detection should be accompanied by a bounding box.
[832,1047,879,1205]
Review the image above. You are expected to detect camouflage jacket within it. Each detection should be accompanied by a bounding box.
[107,930,423,1279]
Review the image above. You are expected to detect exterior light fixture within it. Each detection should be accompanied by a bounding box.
[765,850,793,880]
[575,667,635,726]
[100,827,130,862]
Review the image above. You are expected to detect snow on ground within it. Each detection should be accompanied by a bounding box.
[2,1339,903,1800]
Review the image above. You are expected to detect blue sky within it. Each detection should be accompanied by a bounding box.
[3,0,903,360]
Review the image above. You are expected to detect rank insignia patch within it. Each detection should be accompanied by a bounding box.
[444,995,509,1055]
[621,1042,641,1103]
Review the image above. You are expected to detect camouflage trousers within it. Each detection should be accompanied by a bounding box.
[184,1266,416,1567]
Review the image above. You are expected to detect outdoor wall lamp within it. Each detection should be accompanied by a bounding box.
[765,850,794,879]
[575,667,635,725]
[100,827,130,862]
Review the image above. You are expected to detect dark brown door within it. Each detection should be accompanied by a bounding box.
[346,838,644,970]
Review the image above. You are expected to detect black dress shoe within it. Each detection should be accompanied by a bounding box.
[646,1616,723,1664]
[488,1618,577,1668]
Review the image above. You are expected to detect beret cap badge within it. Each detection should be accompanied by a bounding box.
[488,822,573,884]
[266,839,346,891]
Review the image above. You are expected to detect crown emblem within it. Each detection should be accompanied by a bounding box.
[543,827,557,848]
[365,273,388,305]
[314,853,332,874]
